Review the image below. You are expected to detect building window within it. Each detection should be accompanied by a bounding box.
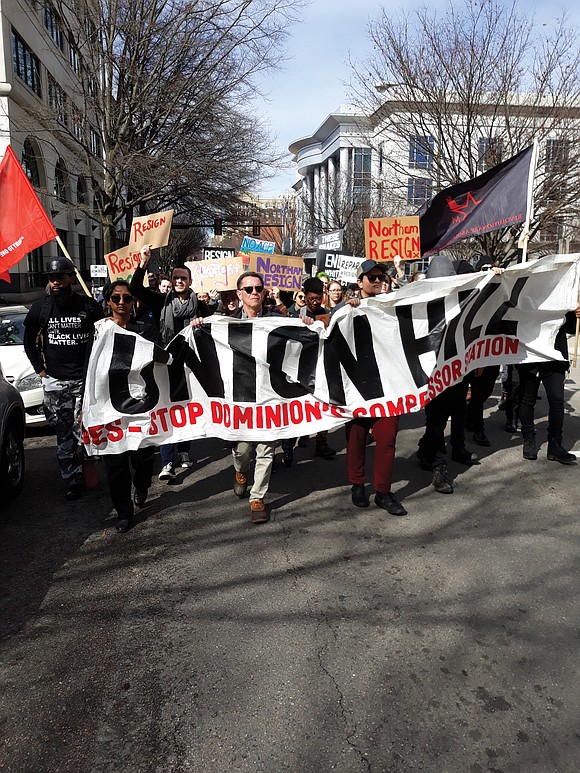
[68,40,81,74]
[78,234,87,272]
[11,30,41,96]
[44,3,64,50]
[89,127,102,157]
[54,159,68,202]
[407,177,433,206]
[545,139,569,172]
[48,75,68,126]
[94,238,102,262]
[477,137,503,172]
[77,177,87,206]
[352,147,372,203]
[27,246,45,289]
[409,136,434,170]
[22,139,40,186]
[71,105,84,142]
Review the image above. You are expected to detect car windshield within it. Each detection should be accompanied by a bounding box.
[0,312,27,345]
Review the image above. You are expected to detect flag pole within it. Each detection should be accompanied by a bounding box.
[54,234,92,297]
[573,285,580,368]
[518,138,539,263]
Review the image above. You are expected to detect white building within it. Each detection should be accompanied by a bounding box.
[0,0,103,300]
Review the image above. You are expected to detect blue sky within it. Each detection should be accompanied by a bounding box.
[255,0,580,198]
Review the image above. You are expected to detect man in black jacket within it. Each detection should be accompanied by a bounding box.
[23,257,103,500]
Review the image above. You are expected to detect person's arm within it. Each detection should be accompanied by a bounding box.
[129,248,165,314]
[23,306,46,376]
[271,287,289,316]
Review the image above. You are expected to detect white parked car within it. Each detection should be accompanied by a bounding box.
[0,305,46,426]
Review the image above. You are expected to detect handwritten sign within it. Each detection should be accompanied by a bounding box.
[364,216,420,261]
[129,209,174,250]
[104,245,142,282]
[248,253,303,291]
[239,235,275,255]
[185,256,249,292]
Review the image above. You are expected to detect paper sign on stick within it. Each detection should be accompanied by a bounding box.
[364,216,420,261]
[239,235,275,255]
[129,209,174,250]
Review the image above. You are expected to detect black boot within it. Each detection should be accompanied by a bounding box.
[547,438,576,465]
[351,484,369,507]
[522,432,537,460]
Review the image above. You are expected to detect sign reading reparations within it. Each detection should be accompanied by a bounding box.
[82,255,579,455]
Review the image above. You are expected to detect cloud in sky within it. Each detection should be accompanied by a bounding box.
[255,0,580,198]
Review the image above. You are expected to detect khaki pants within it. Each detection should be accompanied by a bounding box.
[232,441,277,501]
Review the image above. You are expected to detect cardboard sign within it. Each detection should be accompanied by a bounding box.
[104,245,142,282]
[129,209,174,250]
[239,235,275,255]
[364,216,420,261]
[248,252,303,291]
[185,256,249,292]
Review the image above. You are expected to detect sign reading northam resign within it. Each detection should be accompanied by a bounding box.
[364,216,421,262]
[129,209,174,251]
[248,253,303,291]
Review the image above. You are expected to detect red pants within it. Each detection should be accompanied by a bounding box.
[345,416,399,494]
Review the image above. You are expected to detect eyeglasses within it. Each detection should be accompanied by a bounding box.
[365,273,387,283]
[110,294,134,304]
[240,285,264,294]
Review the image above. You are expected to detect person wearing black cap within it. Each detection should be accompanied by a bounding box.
[346,259,407,516]
[416,253,479,495]
[23,257,103,500]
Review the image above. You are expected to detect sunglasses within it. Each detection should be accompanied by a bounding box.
[296,294,305,300]
[240,285,264,294]
[110,293,134,304]
[365,273,387,283]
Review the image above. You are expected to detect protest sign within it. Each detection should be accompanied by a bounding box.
[90,264,108,278]
[364,216,421,262]
[185,256,248,292]
[316,249,357,282]
[129,209,174,250]
[239,235,275,255]
[247,252,303,291]
[203,247,236,260]
[317,229,343,251]
[82,255,580,454]
[104,245,142,282]
[337,256,365,284]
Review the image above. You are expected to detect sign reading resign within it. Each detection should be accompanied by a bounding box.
[247,252,303,290]
[129,209,174,250]
[105,245,142,282]
[364,216,421,261]
[203,247,236,260]
[82,255,579,455]
[239,235,275,255]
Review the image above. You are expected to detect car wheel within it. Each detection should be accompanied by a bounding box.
[0,423,25,500]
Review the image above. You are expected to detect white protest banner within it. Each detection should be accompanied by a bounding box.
[185,256,249,292]
[104,245,142,282]
[82,255,580,455]
[248,252,303,291]
[239,235,275,255]
[364,215,420,261]
[129,209,174,251]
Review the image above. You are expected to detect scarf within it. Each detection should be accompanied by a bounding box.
[159,291,198,345]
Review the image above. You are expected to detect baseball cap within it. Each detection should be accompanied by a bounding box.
[357,259,382,279]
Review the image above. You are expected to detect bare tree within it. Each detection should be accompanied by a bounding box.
[349,0,580,262]
[47,0,303,252]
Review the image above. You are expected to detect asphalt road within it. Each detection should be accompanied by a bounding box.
[1,372,579,772]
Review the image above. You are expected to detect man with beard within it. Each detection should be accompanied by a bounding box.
[23,257,103,500]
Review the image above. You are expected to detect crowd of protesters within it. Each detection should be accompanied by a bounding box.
[23,249,580,533]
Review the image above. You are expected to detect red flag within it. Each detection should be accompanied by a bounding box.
[0,145,57,274]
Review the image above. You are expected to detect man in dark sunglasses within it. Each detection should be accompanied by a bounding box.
[23,256,103,501]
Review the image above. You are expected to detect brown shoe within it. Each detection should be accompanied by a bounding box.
[250,499,269,524]
[234,471,248,497]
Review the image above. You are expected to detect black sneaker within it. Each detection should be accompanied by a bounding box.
[66,481,84,501]
[282,448,294,467]
[315,441,336,459]
[432,465,454,494]
[133,489,147,507]
[451,447,480,465]
[375,491,407,516]
[473,431,491,447]
[522,434,537,460]
[115,515,132,533]
[351,484,369,507]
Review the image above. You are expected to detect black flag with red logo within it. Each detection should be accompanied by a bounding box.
[419,145,535,257]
